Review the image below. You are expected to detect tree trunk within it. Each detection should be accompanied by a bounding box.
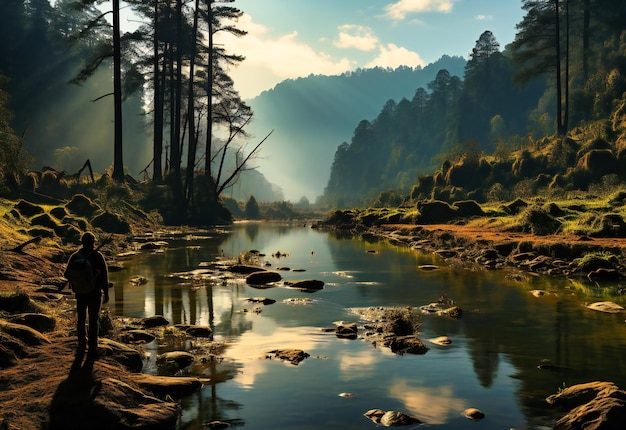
[204,0,213,178]
[582,0,590,82]
[554,0,564,135]
[153,0,163,182]
[185,0,200,203]
[564,0,569,133]
[112,0,124,180]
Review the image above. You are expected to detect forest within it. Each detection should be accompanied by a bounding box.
[322,0,626,208]
[1,0,626,222]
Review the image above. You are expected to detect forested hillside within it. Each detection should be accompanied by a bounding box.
[322,1,626,208]
[245,56,466,201]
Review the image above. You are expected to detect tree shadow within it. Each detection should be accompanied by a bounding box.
[47,354,108,430]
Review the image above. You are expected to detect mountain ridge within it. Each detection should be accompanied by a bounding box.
[244,55,467,201]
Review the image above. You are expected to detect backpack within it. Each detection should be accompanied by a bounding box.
[68,252,97,294]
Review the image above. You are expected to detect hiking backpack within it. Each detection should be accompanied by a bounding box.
[68,252,97,294]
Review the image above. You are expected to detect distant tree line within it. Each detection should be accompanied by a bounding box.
[322,0,626,208]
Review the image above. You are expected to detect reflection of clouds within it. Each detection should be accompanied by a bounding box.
[388,380,467,425]
[338,350,377,381]
[227,325,326,388]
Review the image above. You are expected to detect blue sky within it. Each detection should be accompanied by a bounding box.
[218,0,525,99]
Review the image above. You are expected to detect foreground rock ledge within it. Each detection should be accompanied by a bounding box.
[546,381,626,429]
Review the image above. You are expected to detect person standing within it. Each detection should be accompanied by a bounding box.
[62,232,109,358]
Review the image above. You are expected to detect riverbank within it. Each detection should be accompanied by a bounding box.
[2,193,626,429]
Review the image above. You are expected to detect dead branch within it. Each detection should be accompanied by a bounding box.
[9,236,42,253]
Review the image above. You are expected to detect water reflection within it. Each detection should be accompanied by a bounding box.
[108,223,626,429]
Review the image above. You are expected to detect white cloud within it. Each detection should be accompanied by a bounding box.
[216,14,354,98]
[334,24,379,51]
[365,43,426,69]
[476,14,493,21]
[385,0,454,20]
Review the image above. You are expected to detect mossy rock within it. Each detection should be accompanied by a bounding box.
[91,211,131,234]
[30,213,58,229]
[27,227,55,238]
[62,215,89,231]
[0,293,41,313]
[519,207,562,235]
[54,224,82,244]
[416,200,458,224]
[65,194,101,218]
[14,200,44,217]
[504,198,528,215]
[452,200,484,218]
[49,206,68,220]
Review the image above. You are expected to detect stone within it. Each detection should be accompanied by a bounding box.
[428,336,452,346]
[363,409,421,426]
[174,324,213,338]
[131,374,202,399]
[123,329,156,343]
[11,313,56,333]
[585,302,624,314]
[464,408,485,421]
[289,279,324,291]
[143,315,170,328]
[387,336,429,355]
[547,381,626,430]
[98,338,144,372]
[157,351,194,369]
[336,322,358,339]
[0,321,50,345]
[245,271,282,285]
[247,297,276,305]
[267,349,310,365]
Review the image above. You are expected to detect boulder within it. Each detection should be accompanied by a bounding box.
[547,381,626,430]
[246,271,282,285]
[14,199,44,217]
[576,149,619,178]
[98,338,144,372]
[363,409,421,426]
[131,374,202,399]
[464,408,485,421]
[267,349,309,365]
[387,336,429,355]
[157,351,194,369]
[65,194,101,217]
[289,279,325,292]
[10,313,56,333]
[416,200,458,224]
[122,329,156,343]
[91,211,131,234]
[228,265,266,274]
[585,302,624,314]
[143,315,170,328]
[174,324,213,338]
[0,321,50,345]
[335,322,358,339]
[452,200,484,218]
[246,297,276,305]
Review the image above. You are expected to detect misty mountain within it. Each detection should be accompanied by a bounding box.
[245,55,466,201]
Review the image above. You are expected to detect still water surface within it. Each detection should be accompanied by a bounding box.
[108,222,626,429]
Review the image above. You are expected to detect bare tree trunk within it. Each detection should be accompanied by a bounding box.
[583,0,590,82]
[185,0,200,203]
[204,0,213,178]
[153,0,163,182]
[112,0,124,180]
[554,0,564,135]
[564,0,569,133]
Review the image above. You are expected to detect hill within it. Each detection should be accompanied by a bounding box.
[245,56,467,201]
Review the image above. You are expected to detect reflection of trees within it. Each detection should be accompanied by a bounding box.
[245,223,259,242]
[215,305,253,337]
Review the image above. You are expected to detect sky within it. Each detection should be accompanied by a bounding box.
[215,0,526,99]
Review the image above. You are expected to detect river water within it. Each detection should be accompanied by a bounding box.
[108,222,626,429]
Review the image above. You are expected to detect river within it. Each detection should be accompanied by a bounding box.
[108,222,626,429]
